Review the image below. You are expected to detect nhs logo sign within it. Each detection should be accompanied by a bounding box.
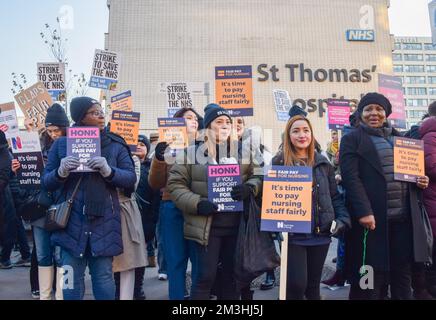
[346,30,375,42]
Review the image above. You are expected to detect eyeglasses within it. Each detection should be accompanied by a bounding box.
[86,110,105,117]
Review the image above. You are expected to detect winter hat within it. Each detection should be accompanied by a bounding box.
[138,135,150,154]
[349,110,360,128]
[288,105,308,119]
[357,93,392,117]
[45,103,70,128]
[203,103,232,128]
[70,97,100,124]
[197,115,204,131]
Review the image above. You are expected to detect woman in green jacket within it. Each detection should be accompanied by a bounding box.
[168,104,262,300]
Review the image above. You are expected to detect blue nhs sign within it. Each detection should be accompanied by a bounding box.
[346,29,375,42]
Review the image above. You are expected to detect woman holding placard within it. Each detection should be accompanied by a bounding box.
[340,92,432,300]
[43,97,136,300]
[9,103,69,300]
[148,107,201,299]
[272,114,350,300]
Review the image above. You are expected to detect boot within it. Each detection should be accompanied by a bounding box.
[55,267,63,300]
[38,266,54,300]
[260,270,276,291]
[114,272,120,300]
[134,267,146,300]
[147,256,156,268]
[426,265,436,298]
[412,268,434,300]
[240,285,254,300]
[322,270,345,287]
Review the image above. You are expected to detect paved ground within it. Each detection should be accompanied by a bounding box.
[0,238,350,300]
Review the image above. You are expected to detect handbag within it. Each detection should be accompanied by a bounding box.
[45,176,83,232]
[234,194,281,289]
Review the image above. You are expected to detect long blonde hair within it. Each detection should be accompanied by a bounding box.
[283,115,315,166]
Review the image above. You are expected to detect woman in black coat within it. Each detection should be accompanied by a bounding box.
[340,93,433,300]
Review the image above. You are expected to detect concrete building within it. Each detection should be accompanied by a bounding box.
[104,0,394,148]
[393,36,436,129]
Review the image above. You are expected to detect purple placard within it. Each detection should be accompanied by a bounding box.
[208,164,243,212]
[67,127,101,172]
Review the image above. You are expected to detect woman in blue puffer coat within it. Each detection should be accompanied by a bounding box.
[43,97,136,300]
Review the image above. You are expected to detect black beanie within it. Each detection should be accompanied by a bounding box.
[45,103,70,128]
[357,93,392,117]
[70,97,100,124]
[289,105,308,118]
[203,103,232,128]
[138,135,150,154]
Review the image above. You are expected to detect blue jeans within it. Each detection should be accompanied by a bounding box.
[157,201,167,274]
[57,247,115,300]
[146,241,155,257]
[161,200,197,300]
[33,226,54,266]
[336,235,346,271]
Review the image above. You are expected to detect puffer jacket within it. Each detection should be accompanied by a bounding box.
[167,141,263,246]
[272,151,350,235]
[42,134,136,258]
[419,117,436,238]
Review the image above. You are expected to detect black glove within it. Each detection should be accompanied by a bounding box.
[230,184,253,201]
[197,200,218,216]
[331,220,346,238]
[155,142,169,161]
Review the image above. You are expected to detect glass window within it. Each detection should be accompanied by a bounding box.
[429,88,436,95]
[427,65,436,72]
[394,43,402,50]
[428,76,436,84]
[407,110,426,119]
[393,53,402,61]
[405,76,426,84]
[407,87,427,95]
[404,54,423,61]
[427,54,436,61]
[402,43,422,50]
[406,99,428,106]
[404,65,425,72]
[425,43,436,50]
[393,65,403,72]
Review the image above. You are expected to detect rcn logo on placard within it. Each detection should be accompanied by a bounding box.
[277,221,293,230]
[11,137,22,151]
[346,5,375,42]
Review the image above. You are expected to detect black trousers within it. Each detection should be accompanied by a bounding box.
[286,243,330,300]
[191,233,238,300]
[350,220,413,300]
[349,263,412,300]
[30,233,39,292]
